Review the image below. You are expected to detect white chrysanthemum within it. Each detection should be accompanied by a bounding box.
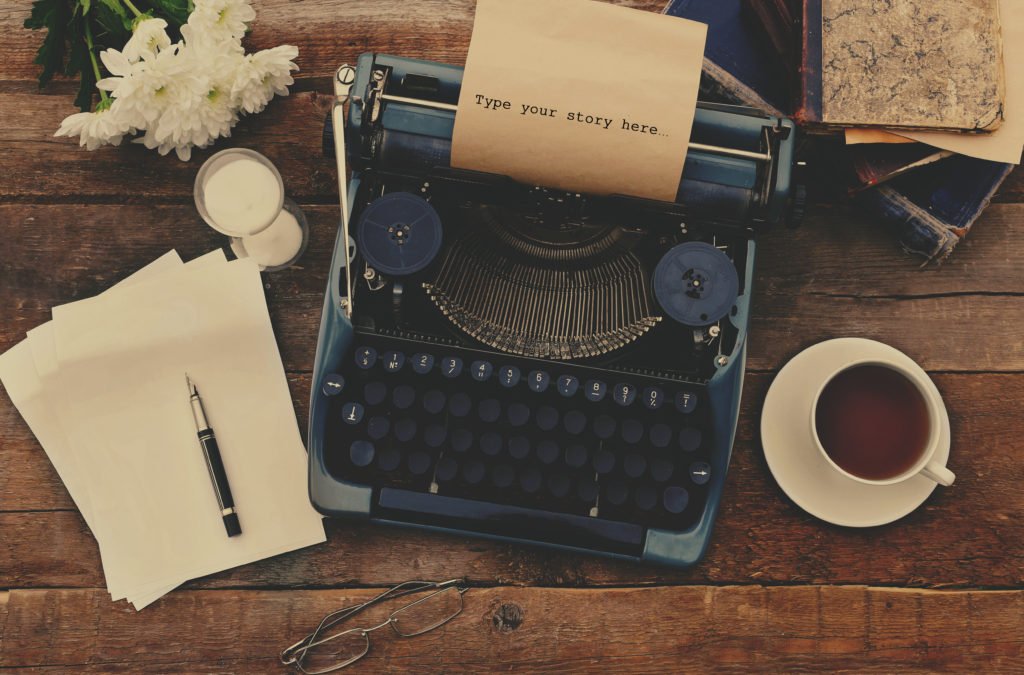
[187,0,255,43]
[98,45,198,129]
[54,106,130,150]
[231,45,299,114]
[123,18,171,63]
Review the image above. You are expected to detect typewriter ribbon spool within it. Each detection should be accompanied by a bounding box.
[653,242,739,327]
[355,192,443,276]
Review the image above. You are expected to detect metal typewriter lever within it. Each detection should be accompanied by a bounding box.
[332,64,357,318]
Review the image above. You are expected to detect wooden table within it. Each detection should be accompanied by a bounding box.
[2,1,1023,671]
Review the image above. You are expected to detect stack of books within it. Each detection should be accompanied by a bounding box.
[666,0,1020,263]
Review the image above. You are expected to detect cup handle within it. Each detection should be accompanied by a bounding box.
[920,461,955,486]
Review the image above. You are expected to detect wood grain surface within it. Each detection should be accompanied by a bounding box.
[1,0,1022,671]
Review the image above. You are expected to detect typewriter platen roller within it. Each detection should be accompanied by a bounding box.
[308,53,800,567]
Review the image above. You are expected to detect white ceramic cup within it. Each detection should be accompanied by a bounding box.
[810,358,955,487]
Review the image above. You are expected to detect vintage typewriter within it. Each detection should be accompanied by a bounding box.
[308,54,799,567]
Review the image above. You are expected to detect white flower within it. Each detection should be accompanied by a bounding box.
[98,45,198,129]
[187,0,255,43]
[123,18,171,63]
[231,45,299,114]
[54,106,130,150]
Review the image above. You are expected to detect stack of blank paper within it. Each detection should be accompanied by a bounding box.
[0,250,325,609]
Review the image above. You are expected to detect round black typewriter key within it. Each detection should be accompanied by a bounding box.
[535,405,559,431]
[477,398,501,423]
[634,485,658,511]
[448,392,472,418]
[382,351,405,373]
[422,389,446,415]
[649,423,672,448]
[605,479,629,506]
[520,467,543,493]
[462,460,486,485]
[394,418,418,443]
[584,379,607,403]
[536,439,560,465]
[678,427,702,452]
[407,451,432,476]
[341,402,364,425]
[547,473,572,498]
[321,374,345,397]
[490,464,515,488]
[689,461,712,485]
[563,410,587,435]
[557,375,580,397]
[480,431,502,456]
[441,357,463,379]
[349,440,375,467]
[424,424,447,448]
[592,414,616,440]
[498,366,521,388]
[576,479,598,503]
[642,386,665,411]
[508,435,531,460]
[471,360,493,382]
[507,402,530,427]
[377,447,401,472]
[436,456,459,482]
[624,452,647,479]
[367,416,391,441]
[565,444,588,469]
[451,428,473,453]
[613,383,637,407]
[528,370,551,393]
[663,486,690,514]
[392,385,416,410]
[363,381,387,406]
[620,419,644,445]
[411,353,435,375]
[355,346,377,370]
[675,390,698,414]
[650,457,674,482]
[592,448,616,474]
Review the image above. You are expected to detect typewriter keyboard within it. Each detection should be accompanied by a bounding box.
[322,334,715,547]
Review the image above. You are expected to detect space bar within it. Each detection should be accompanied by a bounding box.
[377,488,644,556]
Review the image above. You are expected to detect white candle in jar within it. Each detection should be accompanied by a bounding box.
[202,156,283,235]
[237,208,304,269]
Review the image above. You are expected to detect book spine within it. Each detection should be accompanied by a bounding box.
[795,0,823,125]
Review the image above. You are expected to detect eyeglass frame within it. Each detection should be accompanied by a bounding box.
[281,579,469,673]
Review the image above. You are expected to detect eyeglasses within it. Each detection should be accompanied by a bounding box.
[281,579,469,673]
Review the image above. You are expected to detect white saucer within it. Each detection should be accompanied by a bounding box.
[761,338,950,527]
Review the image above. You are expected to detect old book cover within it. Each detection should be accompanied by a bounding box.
[848,144,954,192]
[798,0,1006,133]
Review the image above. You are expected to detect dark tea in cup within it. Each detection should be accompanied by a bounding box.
[813,364,931,481]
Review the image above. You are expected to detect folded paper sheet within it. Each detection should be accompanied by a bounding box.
[0,251,325,610]
[451,0,707,202]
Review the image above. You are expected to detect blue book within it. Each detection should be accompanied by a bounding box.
[858,156,1014,263]
[663,0,790,116]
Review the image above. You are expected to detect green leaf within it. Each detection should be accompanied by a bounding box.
[65,13,96,111]
[93,2,132,42]
[96,0,132,32]
[145,0,190,27]
[24,0,73,89]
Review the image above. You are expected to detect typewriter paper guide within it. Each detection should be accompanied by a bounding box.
[451,0,707,203]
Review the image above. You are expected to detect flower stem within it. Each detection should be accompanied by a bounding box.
[122,0,144,18]
[83,19,110,103]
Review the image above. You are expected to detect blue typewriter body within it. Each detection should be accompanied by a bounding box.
[308,54,797,567]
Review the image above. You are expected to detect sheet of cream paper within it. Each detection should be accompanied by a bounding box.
[48,258,324,607]
[846,0,1023,164]
[0,252,184,606]
[450,0,707,202]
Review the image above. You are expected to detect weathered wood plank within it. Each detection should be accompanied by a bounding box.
[3,372,1021,588]
[1,587,1022,672]
[1,203,1023,372]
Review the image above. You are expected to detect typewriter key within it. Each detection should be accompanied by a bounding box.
[367,416,390,441]
[411,353,435,374]
[678,427,702,452]
[663,486,690,514]
[508,436,531,460]
[321,374,345,397]
[422,389,446,415]
[654,241,739,326]
[377,447,401,472]
[689,461,712,485]
[364,381,387,406]
[528,370,551,393]
[436,457,459,482]
[356,192,443,276]
[350,440,375,467]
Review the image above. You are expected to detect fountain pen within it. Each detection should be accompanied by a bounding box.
[186,374,242,537]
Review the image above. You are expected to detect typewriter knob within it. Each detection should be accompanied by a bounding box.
[654,242,739,327]
[356,192,443,276]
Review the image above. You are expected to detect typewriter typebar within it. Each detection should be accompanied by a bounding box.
[309,54,799,567]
